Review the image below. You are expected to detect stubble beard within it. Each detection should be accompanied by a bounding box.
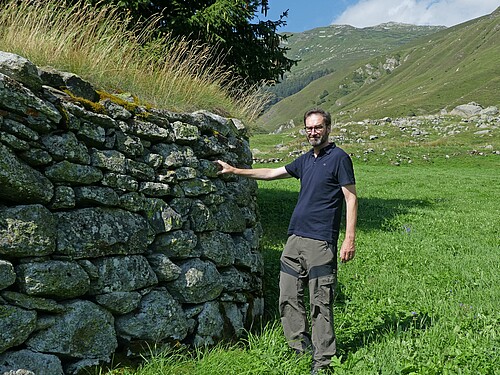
[308,132,329,147]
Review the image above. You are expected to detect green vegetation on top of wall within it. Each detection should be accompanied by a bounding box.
[0,0,269,123]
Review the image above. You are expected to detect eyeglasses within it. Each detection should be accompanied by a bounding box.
[304,125,325,133]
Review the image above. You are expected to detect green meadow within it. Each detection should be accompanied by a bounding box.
[103,153,499,374]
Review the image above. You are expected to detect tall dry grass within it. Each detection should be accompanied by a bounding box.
[0,0,270,121]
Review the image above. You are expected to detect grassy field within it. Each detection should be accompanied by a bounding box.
[102,153,499,374]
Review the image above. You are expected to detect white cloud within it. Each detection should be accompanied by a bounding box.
[332,0,500,27]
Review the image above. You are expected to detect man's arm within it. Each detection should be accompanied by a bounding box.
[340,184,358,263]
[216,160,291,181]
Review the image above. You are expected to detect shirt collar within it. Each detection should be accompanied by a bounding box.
[308,142,336,157]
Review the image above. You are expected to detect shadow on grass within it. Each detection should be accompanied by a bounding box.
[334,283,434,360]
[257,187,433,234]
[257,187,435,351]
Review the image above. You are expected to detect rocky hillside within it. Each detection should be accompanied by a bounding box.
[259,7,500,132]
[267,22,445,103]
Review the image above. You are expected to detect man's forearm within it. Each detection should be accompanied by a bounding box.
[217,160,290,181]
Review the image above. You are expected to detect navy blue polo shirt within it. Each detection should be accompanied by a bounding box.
[285,143,355,243]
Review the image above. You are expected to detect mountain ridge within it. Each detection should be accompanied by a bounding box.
[258,8,499,132]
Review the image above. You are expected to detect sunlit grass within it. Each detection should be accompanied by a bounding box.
[0,0,269,121]
[97,157,498,374]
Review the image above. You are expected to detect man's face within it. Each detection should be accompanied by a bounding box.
[305,113,330,147]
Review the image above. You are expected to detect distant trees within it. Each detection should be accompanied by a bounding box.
[264,68,333,107]
[77,0,296,87]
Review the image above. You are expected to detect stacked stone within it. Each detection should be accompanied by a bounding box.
[0,52,264,375]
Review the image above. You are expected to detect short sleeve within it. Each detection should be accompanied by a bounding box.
[337,155,356,186]
[285,158,302,179]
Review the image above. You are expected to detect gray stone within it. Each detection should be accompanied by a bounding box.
[221,302,246,338]
[126,159,155,180]
[167,259,223,304]
[143,152,163,169]
[480,106,498,116]
[102,172,138,191]
[156,171,176,184]
[0,305,37,352]
[115,131,144,158]
[39,67,98,102]
[18,148,53,166]
[175,166,198,180]
[0,369,35,375]
[227,178,258,205]
[146,253,182,281]
[44,160,103,185]
[41,132,90,164]
[77,121,106,147]
[0,204,56,257]
[193,301,224,346]
[243,225,263,250]
[95,291,142,315]
[196,231,235,267]
[233,236,264,274]
[450,102,483,117]
[101,99,132,120]
[228,117,247,136]
[0,350,63,375]
[241,204,258,226]
[89,255,158,294]
[26,300,117,360]
[189,200,216,232]
[118,192,145,212]
[172,121,200,144]
[0,73,61,128]
[61,101,116,129]
[16,260,90,299]
[213,201,247,233]
[0,261,16,290]
[90,149,126,173]
[139,181,171,197]
[142,198,183,234]
[150,230,199,259]
[2,118,39,142]
[0,132,30,151]
[220,266,259,293]
[115,289,188,341]
[0,143,54,204]
[47,186,75,209]
[198,159,220,178]
[180,178,216,197]
[194,135,227,157]
[128,119,173,142]
[0,291,65,313]
[191,110,234,136]
[56,207,151,258]
[151,143,199,168]
[0,52,42,92]
[74,186,119,207]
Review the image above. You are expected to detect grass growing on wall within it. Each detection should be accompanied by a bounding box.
[99,156,499,374]
[0,0,269,121]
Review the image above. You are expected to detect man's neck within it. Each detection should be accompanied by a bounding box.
[313,141,330,156]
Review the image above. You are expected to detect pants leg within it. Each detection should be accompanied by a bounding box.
[279,235,311,352]
[280,235,337,370]
[309,266,337,369]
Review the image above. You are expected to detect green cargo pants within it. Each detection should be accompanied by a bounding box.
[279,234,337,370]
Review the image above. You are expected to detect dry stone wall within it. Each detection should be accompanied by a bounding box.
[0,51,264,375]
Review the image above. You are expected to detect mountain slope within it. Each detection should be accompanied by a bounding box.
[267,23,444,103]
[258,8,500,132]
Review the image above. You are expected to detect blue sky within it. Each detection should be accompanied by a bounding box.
[259,0,500,32]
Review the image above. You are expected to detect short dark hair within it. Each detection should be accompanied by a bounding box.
[303,108,331,127]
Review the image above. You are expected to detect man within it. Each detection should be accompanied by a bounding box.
[217,108,357,374]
